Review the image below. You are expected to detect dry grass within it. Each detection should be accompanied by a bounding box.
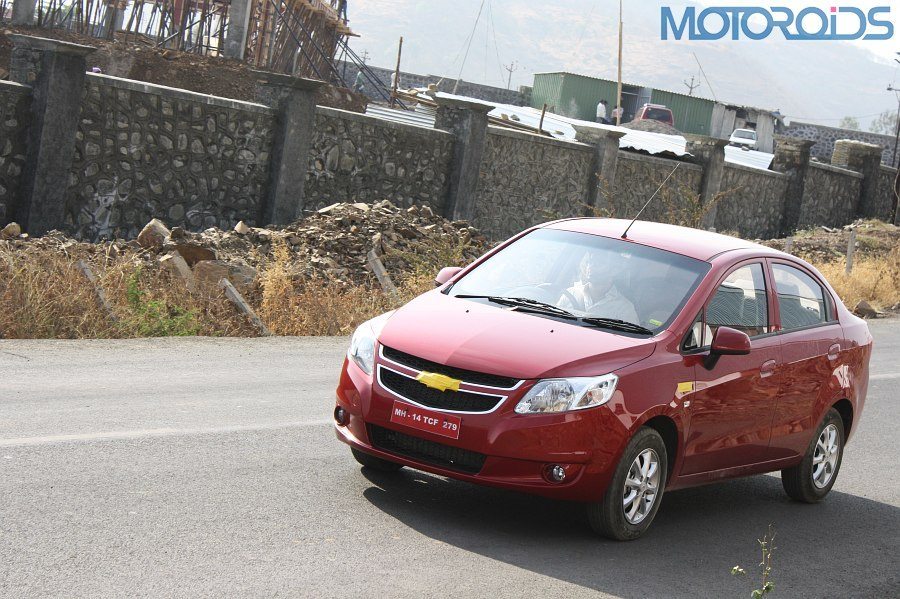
[816,247,900,311]
[1,228,895,339]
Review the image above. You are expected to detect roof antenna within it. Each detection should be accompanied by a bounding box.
[621,162,681,239]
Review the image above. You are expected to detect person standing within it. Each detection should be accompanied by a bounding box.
[596,99,608,124]
[612,104,624,124]
[353,70,365,93]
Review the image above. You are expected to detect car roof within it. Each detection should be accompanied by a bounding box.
[542,218,779,261]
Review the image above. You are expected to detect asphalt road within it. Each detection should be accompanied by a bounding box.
[1,322,898,598]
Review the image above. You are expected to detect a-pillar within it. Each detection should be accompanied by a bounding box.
[254,71,323,226]
[573,125,625,216]
[9,34,95,236]
[434,96,492,222]
[772,136,815,235]
[685,135,728,230]
[833,140,890,220]
[224,0,253,60]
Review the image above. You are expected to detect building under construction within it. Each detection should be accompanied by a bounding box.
[24,0,360,84]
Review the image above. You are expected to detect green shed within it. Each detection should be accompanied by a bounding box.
[531,71,716,135]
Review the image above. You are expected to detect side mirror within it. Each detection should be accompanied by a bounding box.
[434,266,463,287]
[703,326,751,369]
[710,326,751,355]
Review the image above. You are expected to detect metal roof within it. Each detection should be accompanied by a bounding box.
[365,95,777,171]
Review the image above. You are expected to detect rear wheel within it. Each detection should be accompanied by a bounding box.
[782,408,844,503]
[587,428,667,541]
[351,447,403,472]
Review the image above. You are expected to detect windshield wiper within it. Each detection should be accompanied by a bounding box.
[454,295,578,320]
[580,317,654,335]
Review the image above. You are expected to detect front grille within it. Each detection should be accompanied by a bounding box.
[382,345,520,389]
[368,424,486,474]
[380,368,502,413]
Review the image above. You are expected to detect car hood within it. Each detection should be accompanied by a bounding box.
[377,291,656,380]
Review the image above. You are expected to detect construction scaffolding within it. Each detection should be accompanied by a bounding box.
[15,0,374,88]
[245,0,351,80]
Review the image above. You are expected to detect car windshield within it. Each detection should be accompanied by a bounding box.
[448,228,710,333]
[733,130,756,139]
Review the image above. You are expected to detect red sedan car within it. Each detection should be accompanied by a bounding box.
[334,219,872,540]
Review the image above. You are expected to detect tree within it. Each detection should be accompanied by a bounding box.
[869,109,899,135]
[838,116,860,130]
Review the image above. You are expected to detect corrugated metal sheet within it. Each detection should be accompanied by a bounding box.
[724,145,775,171]
[365,104,437,128]
[650,90,715,135]
[530,73,565,113]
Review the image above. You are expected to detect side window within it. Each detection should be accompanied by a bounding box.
[772,264,828,330]
[705,263,769,343]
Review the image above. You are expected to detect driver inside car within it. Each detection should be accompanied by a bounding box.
[557,251,639,323]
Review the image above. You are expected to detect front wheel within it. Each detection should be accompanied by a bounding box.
[781,408,844,502]
[587,427,667,541]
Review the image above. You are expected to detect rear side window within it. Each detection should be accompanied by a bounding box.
[705,263,769,340]
[772,264,828,330]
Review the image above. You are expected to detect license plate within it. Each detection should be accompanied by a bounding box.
[389,400,462,440]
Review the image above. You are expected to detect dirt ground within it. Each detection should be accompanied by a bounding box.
[0,24,366,110]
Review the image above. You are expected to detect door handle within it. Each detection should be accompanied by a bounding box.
[760,359,777,378]
[827,343,841,362]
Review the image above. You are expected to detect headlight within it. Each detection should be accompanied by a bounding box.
[514,374,619,414]
[348,312,393,375]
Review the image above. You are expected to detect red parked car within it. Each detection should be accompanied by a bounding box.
[334,219,872,540]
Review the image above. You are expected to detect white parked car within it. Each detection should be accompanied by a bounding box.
[728,128,758,150]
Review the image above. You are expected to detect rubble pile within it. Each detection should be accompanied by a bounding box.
[0,200,491,290]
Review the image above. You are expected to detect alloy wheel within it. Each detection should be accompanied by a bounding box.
[623,448,661,524]
[812,423,840,489]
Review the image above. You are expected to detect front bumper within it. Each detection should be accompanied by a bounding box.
[334,357,629,502]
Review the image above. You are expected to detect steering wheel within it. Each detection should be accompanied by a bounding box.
[558,288,581,311]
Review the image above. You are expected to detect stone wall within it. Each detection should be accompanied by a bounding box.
[338,61,529,107]
[798,163,863,229]
[306,106,454,213]
[607,152,703,223]
[65,74,275,240]
[471,127,593,239]
[0,81,30,225]
[876,166,899,225]
[780,121,896,167]
[716,164,789,239]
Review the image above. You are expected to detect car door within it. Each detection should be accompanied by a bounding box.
[765,260,844,461]
[680,261,782,475]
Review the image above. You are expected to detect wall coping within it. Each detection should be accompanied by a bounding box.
[809,161,864,179]
[879,164,898,175]
[617,149,703,171]
[316,105,454,138]
[724,161,788,178]
[0,79,32,95]
[486,125,592,152]
[86,72,275,115]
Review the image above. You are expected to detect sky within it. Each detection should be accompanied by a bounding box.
[345,0,900,130]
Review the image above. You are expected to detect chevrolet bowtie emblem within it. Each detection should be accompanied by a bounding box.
[416,371,461,392]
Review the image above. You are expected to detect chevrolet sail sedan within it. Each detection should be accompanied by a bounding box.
[334,219,872,540]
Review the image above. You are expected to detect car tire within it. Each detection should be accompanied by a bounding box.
[351,447,403,472]
[587,427,667,541]
[781,408,844,503]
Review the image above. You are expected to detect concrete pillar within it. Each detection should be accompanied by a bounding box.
[833,140,889,220]
[685,135,728,230]
[772,136,815,235]
[433,96,492,222]
[224,0,253,60]
[9,34,95,236]
[254,71,323,226]
[573,125,625,216]
[11,0,37,25]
